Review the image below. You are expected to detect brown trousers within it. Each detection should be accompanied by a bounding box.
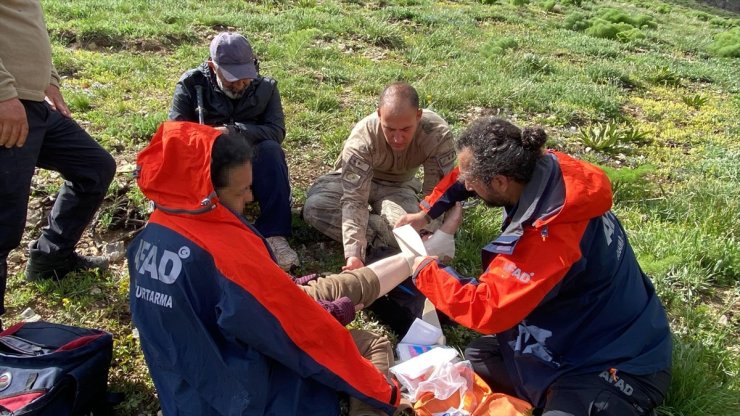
[299,267,395,416]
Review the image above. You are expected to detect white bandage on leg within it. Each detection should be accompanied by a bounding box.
[423,230,455,261]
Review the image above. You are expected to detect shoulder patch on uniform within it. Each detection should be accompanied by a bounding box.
[347,154,370,172]
[437,150,456,170]
[343,155,371,186]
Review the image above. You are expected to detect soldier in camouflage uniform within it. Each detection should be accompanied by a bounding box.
[303,83,456,271]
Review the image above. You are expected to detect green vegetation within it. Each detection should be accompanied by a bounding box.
[709,27,740,57]
[4,0,737,414]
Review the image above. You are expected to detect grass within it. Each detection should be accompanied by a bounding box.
[3,0,738,414]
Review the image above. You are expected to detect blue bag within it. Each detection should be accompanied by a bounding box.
[0,321,113,415]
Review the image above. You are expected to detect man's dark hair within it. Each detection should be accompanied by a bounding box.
[455,117,547,184]
[211,133,253,189]
[378,82,419,110]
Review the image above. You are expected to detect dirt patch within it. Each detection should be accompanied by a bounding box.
[697,0,740,13]
[50,29,198,53]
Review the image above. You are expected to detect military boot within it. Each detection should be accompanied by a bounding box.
[25,241,109,281]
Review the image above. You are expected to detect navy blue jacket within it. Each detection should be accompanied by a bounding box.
[128,122,398,415]
[414,151,672,406]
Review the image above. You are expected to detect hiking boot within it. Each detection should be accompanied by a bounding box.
[266,236,299,271]
[25,241,109,281]
[368,214,396,248]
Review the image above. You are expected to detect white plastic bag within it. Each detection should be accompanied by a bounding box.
[390,347,459,399]
[414,360,474,403]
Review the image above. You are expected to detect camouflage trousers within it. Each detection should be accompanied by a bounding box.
[302,172,421,251]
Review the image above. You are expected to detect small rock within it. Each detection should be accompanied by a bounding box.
[104,241,126,262]
[20,307,41,322]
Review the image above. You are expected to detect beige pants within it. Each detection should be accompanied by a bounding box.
[298,268,396,416]
[303,172,421,249]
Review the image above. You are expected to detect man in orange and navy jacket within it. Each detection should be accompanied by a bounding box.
[399,117,672,415]
[128,122,399,415]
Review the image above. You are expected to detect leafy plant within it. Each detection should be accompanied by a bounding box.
[578,122,622,152]
[577,122,650,153]
[620,124,651,145]
[649,65,682,86]
[511,0,529,5]
[682,94,709,109]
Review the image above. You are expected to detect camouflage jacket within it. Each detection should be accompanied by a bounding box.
[335,109,455,260]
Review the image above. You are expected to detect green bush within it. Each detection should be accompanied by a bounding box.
[511,0,529,5]
[567,8,655,42]
[543,0,556,12]
[586,20,637,41]
[617,27,646,42]
[696,12,710,21]
[708,27,740,58]
[586,66,642,89]
[564,12,590,31]
[597,8,656,29]
[483,36,519,56]
[709,17,731,28]
[562,0,583,6]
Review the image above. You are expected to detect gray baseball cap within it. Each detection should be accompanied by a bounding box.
[209,32,258,82]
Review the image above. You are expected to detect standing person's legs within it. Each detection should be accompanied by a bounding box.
[541,369,670,416]
[464,335,519,397]
[25,104,116,280]
[0,101,47,315]
[251,140,298,270]
[32,105,116,257]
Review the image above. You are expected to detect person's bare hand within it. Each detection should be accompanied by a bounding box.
[439,203,464,235]
[354,303,364,312]
[342,256,364,271]
[44,84,71,118]
[0,98,29,148]
[395,210,429,231]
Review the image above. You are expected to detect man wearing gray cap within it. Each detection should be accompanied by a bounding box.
[169,32,298,271]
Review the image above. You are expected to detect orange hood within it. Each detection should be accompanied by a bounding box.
[136,121,222,214]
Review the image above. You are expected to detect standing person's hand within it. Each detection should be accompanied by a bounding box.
[44,84,71,118]
[342,256,364,271]
[0,97,29,148]
[395,210,429,231]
